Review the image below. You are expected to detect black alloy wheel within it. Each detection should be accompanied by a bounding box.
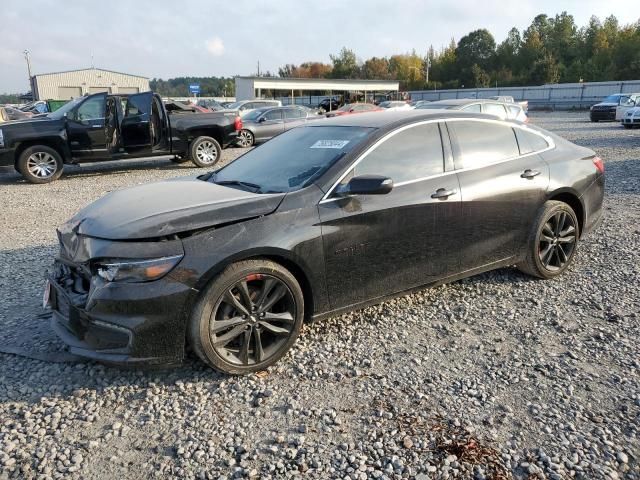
[189,260,304,374]
[517,200,580,279]
[211,275,295,365]
[538,210,577,272]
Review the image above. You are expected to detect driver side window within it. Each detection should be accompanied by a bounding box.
[70,95,106,122]
[351,123,444,184]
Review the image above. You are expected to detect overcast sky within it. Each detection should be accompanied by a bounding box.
[1,0,637,93]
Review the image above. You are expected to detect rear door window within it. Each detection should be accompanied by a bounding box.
[284,108,304,119]
[352,123,444,184]
[264,109,283,121]
[448,120,519,169]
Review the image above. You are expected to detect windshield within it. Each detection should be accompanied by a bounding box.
[337,104,354,112]
[225,101,243,109]
[211,126,373,193]
[47,98,81,119]
[602,95,622,104]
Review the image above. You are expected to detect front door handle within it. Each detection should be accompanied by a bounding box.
[431,188,457,199]
[521,169,541,179]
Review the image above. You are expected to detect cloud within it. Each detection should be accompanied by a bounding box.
[205,37,225,56]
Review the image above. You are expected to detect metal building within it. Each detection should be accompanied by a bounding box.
[235,76,400,102]
[31,68,150,101]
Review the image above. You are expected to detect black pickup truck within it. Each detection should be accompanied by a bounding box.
[0,91,242,183]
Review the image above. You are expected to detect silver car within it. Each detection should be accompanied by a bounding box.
[237,106,322,147]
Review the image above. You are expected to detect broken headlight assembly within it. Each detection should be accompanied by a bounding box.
[94,255,183,283]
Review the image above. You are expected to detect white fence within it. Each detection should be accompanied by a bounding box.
[408,80,640,110]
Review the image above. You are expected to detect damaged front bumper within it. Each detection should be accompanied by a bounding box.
[47,232,197,367]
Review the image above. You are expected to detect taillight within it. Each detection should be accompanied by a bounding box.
[592,156,604,174]
[234,116,242,131]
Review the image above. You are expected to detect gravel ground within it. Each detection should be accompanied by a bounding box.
[0,112,638,480]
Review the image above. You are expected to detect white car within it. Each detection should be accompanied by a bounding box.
[621,106,640,129]
[614,93,640,120]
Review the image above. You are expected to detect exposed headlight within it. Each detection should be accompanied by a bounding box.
[0,129,4,148]
[95,255,183,283]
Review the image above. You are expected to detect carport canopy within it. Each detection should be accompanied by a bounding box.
[235,76,400,103]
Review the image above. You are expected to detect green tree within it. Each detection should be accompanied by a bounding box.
[329,47,360,79]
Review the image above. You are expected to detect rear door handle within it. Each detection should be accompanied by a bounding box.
[431,188,457,199]
[521,169,541,179]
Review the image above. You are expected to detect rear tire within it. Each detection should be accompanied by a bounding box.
[237,129,254,148]
[17,145,63,184]
[189,136,222,168]
[188,259,304,374]
[517,201,579,279]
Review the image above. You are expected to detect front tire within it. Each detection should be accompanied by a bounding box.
[189,136,222,168]
[623,124,633,129]
[237,129,254,148]
[17,145,64,184]
[188,260,304,374]
[517,201,579,279]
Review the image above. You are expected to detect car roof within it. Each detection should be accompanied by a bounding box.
[308,109,501,128]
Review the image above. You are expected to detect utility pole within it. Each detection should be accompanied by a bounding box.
[425,58,431,85]
[23,50,33,97]
[257,60,260,77]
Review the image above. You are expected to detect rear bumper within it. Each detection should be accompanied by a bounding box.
[223,131,238,148]
[590,110,616,121]
[581,173,605,238]
[48,269,195,367]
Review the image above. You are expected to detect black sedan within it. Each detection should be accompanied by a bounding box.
[46,111,605,374]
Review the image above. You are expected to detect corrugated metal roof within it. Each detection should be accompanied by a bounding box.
[33,67,148,79]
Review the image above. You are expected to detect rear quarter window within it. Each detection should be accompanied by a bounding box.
[514,128,550,154]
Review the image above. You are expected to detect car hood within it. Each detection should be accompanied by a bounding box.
[66,176,286,240]
[593,102,618,108]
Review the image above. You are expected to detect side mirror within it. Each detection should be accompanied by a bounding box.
[336,175,393,196]
[258,116,267,123]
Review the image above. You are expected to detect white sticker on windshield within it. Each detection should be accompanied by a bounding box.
[310,140,350,149]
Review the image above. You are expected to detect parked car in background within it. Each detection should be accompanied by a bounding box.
[590,94,638,122]
[409,100,431,108]
[379,101,412,111]
[0,91,242,183]
[614,93,640,121]
[318,98,341,112]
[225,99,282,117]
[197,99,226,111]
[488,95,529,113]
[325,103,383,118]
[416,99,527,122]
[620,105,640,128]
[236,105,324,147]
[45,110,604,373]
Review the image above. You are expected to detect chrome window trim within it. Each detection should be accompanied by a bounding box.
[318,117,554,205]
